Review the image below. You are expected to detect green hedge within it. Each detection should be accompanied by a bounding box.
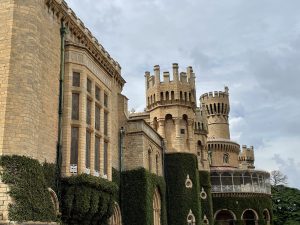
[212,195,273,225]
[199,170,213,224]
[60,174,117,225]
[0,155,57,222]
[164,153,201,225]
[121,167,167,225]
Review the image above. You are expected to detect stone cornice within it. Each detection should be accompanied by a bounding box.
[45,0,125,88]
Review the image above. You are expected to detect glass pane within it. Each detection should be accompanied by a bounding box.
[104,142,108,175]
[95,105,100,131]
[72,72,80,87]
[86,99,91,125]
[86,131,91,168]
[95,136,100,172]
[72,93,79,120]
[87,78,92,93]
[95,86,100,101]
[104,112,108,135]
[70,127,79,164]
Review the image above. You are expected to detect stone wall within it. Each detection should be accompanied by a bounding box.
[0,0,61,163]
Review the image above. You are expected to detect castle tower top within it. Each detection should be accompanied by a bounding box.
[200,87,230,139]
[145,64,196,111]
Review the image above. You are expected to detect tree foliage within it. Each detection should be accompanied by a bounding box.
[272,185,300,225]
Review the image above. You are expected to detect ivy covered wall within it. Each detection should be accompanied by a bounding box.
[199,170,214,224]
[212,195,273,225]
[164,153,202,225]
[0,155,57,222]
[121,168,167,225]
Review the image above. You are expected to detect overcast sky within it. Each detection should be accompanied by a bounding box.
[65,0,300,188]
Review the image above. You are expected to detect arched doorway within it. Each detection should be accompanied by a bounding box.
[153,188,161,225]
[241,209,258,225]
[109,202,122,225]
[214,210,236,225]
[263,209,270,225]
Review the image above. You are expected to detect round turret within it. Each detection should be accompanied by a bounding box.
[200,87,230,139]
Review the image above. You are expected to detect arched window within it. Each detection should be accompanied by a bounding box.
[263,209,270,225]
[160,92,164,101]
[110,202,122,225]
[171,91,175,100]
[241,209,258,225]
[153,117,158,131]
[215,210,236,225]
[166,91,169,100]
[153,188,161,225]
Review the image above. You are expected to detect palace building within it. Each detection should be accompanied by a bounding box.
[0,0,272,225]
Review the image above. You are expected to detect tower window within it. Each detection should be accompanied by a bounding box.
[87,78,92,93]
[104,93,108,107]
[86,98,92,125]
[181,129,185,134]
[72,93,79,120]
[95,86,100,101]
[72,72,80,87]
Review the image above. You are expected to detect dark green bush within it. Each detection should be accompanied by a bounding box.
[164,153,201,225]
[199,170,214,224]
[121,167,167,225]
[0,155,57,222]
[60,173,117,225]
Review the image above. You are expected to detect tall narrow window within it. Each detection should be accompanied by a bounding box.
[86,130,91,169]
[95,86,100,101]
[72,93,79,120]
[104,141,108,175]
[104,112,108,135]
[156,154,159,175]
[86,98,92,125]
[70,127,79,165]
[87,78,92,93]
[104,93,108,107]
[72,72,80,87]
[95,136,100,172]
[148,150,152,172]
[95,104,100,131]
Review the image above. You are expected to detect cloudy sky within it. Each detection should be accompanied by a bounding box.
[66,0,300,188]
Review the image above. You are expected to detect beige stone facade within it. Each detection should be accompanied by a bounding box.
[0,0,266,224]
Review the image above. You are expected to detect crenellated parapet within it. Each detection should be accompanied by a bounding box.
[200,87,231,140]
[200,86,230,116]
[239,145,255,169]
[45,0,125,88]
[145,63,196,110]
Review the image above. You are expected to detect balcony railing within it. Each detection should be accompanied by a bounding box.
[211,184,271,194]
[210,170,271,194]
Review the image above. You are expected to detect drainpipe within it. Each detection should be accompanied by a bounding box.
[55,20,67,200]
[119,127,125,208]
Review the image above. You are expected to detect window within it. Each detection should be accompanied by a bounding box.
[95,136,100,172]
[72,72,80,87]
[95,104,100,131]
[86,130,91,169]
[181,129,185,134]
[72,93,79,120]
[156,154,159,175]
[104,141,108,175]
[104,112,108,135]
[148,149,152,172]
[70,127,79,165]
[104,93,108,107]
[87,78,92,93]
[153,189,161,225]
[86,98,92,125]
[223,153,229,164]
[95,86,100,101]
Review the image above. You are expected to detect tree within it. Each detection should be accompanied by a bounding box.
[272,185,300,225]
[270,170,288,186]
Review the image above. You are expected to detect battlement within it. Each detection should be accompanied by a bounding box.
[145,64,197,110]
[46,0,123,81]
[145,63,195,88]
[200,86,229,101]
[239,145,255,162]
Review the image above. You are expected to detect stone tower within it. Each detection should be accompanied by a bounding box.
[145,63,197,153]
[200,87,240,168]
